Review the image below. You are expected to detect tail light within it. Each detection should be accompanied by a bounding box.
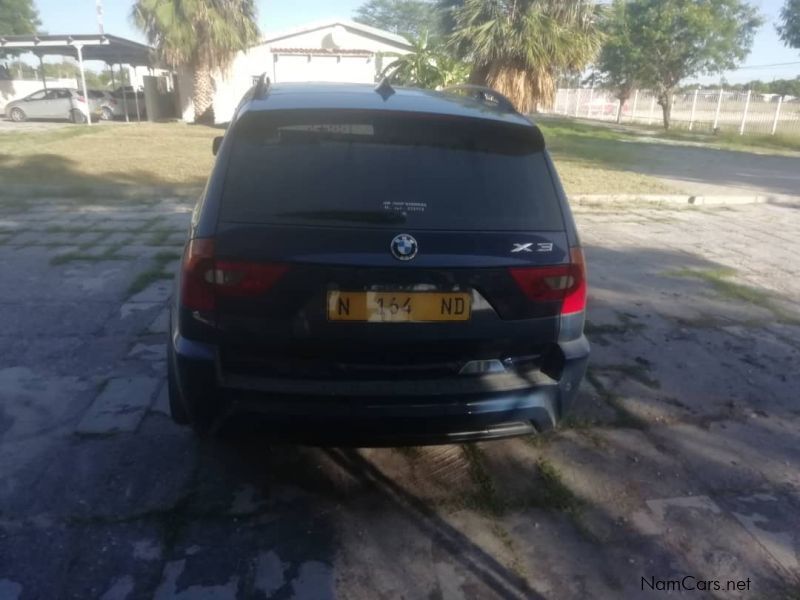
[509,247,587,315]
[179,238,287,311]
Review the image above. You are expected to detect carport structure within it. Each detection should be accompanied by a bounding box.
[0,34,153,125]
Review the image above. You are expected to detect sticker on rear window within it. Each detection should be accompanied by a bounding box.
[382,201,427,213]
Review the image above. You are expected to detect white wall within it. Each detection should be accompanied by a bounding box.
[0,78,78,113]
[273,55,376,84]
[175,22,410,124]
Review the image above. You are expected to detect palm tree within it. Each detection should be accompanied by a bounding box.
[132,0,259,123]
[380,33,469,89]
[449,0,602,113]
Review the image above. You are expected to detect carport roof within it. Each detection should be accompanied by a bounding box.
[0,34,153,66]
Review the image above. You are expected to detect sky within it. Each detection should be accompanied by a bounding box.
[31,0,800,84]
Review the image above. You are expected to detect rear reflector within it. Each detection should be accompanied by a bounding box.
[509,247,587,314]
[179,238,287,311]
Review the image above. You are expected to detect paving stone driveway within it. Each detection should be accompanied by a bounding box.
[0,196,798,599]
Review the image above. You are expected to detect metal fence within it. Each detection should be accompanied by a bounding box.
[550,88,800,136]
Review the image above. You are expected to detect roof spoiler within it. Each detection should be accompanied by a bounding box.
[440,85,517,113]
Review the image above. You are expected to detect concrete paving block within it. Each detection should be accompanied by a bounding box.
[103,232,133,245]
[75,376,159,434]
[161,260,180,275]
[6,231,41,246]
[166,232,187,246]
[0,219,27,232]
[128,279,172,304]
[120,301,161,319]
[153,560,239,600]
[147,309,170,334]
[151,382,170,416]
[128,343,164,362]
[72,232,103,245]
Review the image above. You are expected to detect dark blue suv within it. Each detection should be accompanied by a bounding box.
[168,80,589,443]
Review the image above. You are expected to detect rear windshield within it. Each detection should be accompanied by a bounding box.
[220,111,563,231]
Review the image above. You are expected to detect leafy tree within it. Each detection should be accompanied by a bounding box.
[777,0,800,49]
[685,77,800,98]
[380,32,468,88]
[354,0,439,39]
[449,0,602,114]
[0,0,40,35]
[132,0,259,123]
[619,0,761,129]
[595,0,643,122]
[0,0,40,60]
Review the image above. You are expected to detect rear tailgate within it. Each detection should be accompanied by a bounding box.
[197,109,577,378]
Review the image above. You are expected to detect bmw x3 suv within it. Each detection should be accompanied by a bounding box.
[168,79,590,444]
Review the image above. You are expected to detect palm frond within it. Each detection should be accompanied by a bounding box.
[450,0,602,110]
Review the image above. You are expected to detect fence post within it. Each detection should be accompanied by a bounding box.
[739,89,751,135]
[688,88,699,131]
[586,87,594,118]
[771,96,783,135]
[712,88,723,130]
[648,96,656,125]
[630,89,639,122]
[615,98,623,122]
[574,89,581,117]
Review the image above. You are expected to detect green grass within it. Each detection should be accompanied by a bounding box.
[50,244,130,265]
[0,116,675,197]
[538,115,800,195]
[665,267,800,324]
[127,250,181,296]
[601,363,661,390]
[540,115,800,156]
[5,115,793,200]
[529,459,581,512]
[585,368,648,429]
[462,444,504,516]
[0,122,217,194]
[538,118,679,195]
[656,125,800,154]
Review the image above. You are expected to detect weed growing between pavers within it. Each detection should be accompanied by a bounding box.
[134,216,167,235]
[489,520,528,579]
[666,267,800,325]
[127,251,181,296]
[529,459,581,512]
[601,363,661,390]
[585,368,649,429]
[78,231,112,250]
[147,229,174,246]
[462,444,504,516]
[50,245,132,265]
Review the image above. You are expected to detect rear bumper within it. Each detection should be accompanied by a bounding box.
[170,332,589,444]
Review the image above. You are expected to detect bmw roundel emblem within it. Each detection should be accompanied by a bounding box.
[390,233,418,261]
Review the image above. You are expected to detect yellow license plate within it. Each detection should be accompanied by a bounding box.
[327,291,471,322]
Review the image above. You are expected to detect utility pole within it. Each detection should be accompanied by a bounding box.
[96,0,104,35]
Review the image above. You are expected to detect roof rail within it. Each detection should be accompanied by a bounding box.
[254,73,271,99]
[440,84,517,113]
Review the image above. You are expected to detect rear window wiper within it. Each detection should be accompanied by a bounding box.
[273,209,407,224]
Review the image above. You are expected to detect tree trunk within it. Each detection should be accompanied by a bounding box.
[658,90,673,130]
[615,95,629,124]
[192,60,214,125]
